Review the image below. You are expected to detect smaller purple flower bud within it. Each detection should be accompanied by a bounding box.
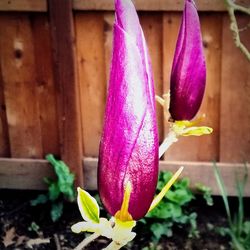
[169,0,206,121]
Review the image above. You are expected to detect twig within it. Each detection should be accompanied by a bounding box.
[224,0,250,61]
[73,233,100,250]
[53,234,61,250]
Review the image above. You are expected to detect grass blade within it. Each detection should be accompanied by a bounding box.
[213,162,232,226]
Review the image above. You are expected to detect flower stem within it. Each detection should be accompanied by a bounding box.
[159,130,178,158]
[73,233,100,250]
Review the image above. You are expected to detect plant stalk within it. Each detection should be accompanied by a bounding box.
[74,233,100,250]
[159,130,178,158]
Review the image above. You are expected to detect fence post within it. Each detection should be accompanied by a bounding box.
[48,0,84,187]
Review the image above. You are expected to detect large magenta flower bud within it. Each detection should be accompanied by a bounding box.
[169,0,206,121]
[98,0,159,221]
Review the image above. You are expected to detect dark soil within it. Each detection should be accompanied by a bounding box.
[0,189,246,249]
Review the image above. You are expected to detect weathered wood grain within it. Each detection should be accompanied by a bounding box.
[0,0,47,12]
[0,158,54,189]
[73,0,250,11]
[83,157,250,196]
[140,13,164,142]
[195,13,222,161]
[1,157,250,196]
[75,13,106,157]
[0,14,43,158]
[220,14,250,162]
[49,0,84,186]
[32,14,60,156]
[103,13,114,86]
[0,0,249,12]
[0,64,10,157]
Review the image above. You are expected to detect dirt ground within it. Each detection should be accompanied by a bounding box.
[0,189,241,249]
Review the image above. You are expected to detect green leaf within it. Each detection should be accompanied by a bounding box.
[162,171,173,184]
[166,189,193,206]
[77,187,100,223]
[174,214,189,224]
[30,194,48,206]
[215,226,230,237]
[243,221,250,234]
[28,222,40,233]
[150,222,173,242]
[139,218,147,224]
[174,177,190,189]
[188,212,199,238]
[46,154,76,202]
[147,202,181,219]
[51,202,63,222]
[213,163,232,226]
[196,183,213,206]
[48,182,60,201]
[157,172,172,191]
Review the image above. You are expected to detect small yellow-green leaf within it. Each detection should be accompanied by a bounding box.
[77,187,100,223]
[182,126,213,136]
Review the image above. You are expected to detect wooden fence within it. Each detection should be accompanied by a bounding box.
[0,0,250,195]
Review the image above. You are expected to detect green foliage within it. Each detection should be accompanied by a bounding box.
[213,163,250,250]
[51,202,64,222]
[30,194,48,206]
[196,183,214,206]
[45,154,75,202]
[31,154,76,221]
[142,171,197,243]
[28,222,40,234]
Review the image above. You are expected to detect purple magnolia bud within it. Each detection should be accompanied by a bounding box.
[169,0,206,121]
[98,0,159,221]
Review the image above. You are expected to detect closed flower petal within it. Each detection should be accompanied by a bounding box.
[169,0,206,121]
[98,0,159,221]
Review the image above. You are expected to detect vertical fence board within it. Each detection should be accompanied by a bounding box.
[49,0,84,186]
[32,14,60,156]
[220,14,250,162]
[140,13,164,142]
[163,13,222,161]
[75,13,106,157]
[196,13,222,161]
[104,13,114,85]
[0,66,10,157]
[0,14,43,158]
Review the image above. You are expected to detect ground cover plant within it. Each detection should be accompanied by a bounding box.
[31,154,75,222]
[0,185,233,249]
[143,171,197,242]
